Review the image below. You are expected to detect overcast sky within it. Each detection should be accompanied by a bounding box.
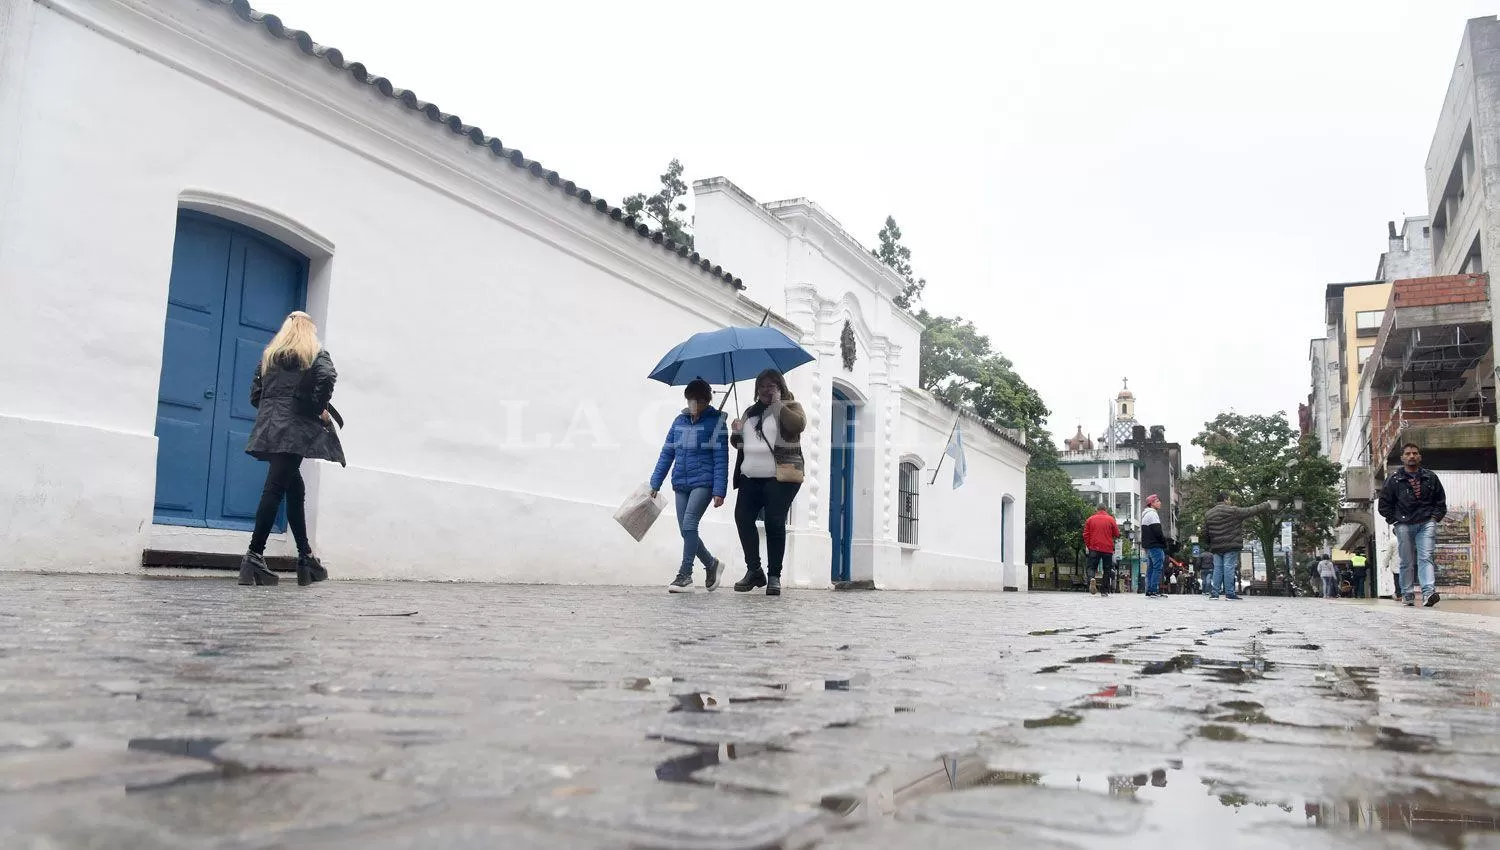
[271,0,1495,464]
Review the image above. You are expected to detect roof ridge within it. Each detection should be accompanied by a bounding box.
[212,0,744,290]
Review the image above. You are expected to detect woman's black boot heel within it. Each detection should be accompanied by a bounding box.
[238,552,279,586]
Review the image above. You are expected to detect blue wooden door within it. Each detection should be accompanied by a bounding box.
[829,389,855,582]
[153,212,307,529]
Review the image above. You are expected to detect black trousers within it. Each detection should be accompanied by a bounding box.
[249,453,310,556]
[1088,550,1115,594]
[734,477,801,576]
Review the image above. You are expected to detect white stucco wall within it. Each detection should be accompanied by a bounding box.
[886,390,1028,590]
[0,0,773,580]
[0,0,1029,587]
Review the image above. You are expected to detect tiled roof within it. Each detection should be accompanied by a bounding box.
[209,0,744,290]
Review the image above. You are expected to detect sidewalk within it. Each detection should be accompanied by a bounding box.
[0,574,1496,848]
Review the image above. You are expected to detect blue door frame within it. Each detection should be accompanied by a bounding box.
[153,210,308,531]
[829,389,855,582]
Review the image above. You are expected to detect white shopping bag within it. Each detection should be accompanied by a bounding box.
[614,483,666,542]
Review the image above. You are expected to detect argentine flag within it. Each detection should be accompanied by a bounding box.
[946,421,967,489]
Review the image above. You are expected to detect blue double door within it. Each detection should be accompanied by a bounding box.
[153,211,308,530]
[829,389,856,582]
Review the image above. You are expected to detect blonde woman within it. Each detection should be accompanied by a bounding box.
[239,311,345,587]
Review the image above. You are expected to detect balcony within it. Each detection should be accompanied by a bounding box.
[1363,274,1494,470]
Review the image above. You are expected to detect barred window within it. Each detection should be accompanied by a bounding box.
[899,462,920,545]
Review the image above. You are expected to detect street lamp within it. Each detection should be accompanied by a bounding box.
[1120,518,1137,594]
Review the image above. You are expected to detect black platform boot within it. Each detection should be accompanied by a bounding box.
[296,553,328,586]
[766,574,782,596]
[238,552,279,586]
[733,566,767,592]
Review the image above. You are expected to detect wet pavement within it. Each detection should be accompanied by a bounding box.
[1,574,1498,849]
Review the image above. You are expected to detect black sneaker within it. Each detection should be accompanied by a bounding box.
[1404,595,1416,607]
[705,559,723,592]
[1424,591,1441,607]
[668,574,694,593]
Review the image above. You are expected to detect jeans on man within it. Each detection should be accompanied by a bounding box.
[1394,519,1438,600]
[1145,547,1165,595]
[674,487,716,576]
[1087,550,1115,594]
[1210,551,1240,599]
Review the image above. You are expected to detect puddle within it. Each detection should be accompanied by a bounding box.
[1023,711,1082,728]
[124,737,293,791]
[1295,644,1322,650]
[1066,654,1118,664]
[1035,665,1066,674]
[1027,628,1078,636]
[652,741,786,782]
[1199,724,1250,742]
[1141,654,1199,675]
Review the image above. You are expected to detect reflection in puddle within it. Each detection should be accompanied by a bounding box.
[1067,654,1117,664]
[124,737,289,792]
[652,740,785,782]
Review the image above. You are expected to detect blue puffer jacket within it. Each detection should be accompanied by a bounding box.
[650,407,729,498]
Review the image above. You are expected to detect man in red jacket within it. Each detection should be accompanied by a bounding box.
[1083,506,1121,596]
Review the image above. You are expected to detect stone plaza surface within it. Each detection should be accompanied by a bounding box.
[0,574,1498,849]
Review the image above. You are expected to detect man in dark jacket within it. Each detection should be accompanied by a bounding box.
[1141,494,1169,598]
[1378,443,1447,607]
[1202,493,1274,600]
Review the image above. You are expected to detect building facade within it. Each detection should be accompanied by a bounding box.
[0,0,1029,588]
[1056,384,1180,539]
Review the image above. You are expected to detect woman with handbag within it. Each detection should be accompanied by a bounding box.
[730,369,806,596]
[239,311,346,587]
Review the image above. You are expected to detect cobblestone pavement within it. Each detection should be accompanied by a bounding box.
[1,575,1499,849]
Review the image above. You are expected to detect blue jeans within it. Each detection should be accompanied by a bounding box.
[1146,548,1165,594]
[1394,520,1437,599]
[674,487,717,576]
[1211,551,1240,598]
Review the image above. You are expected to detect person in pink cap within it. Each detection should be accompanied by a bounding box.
[1141,494,1169,598]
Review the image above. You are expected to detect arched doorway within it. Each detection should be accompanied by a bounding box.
[152,210,308,530]
[829,387,857,582]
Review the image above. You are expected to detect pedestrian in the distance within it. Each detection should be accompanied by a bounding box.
[1317,553,1338,599]
[1083,506,1120,597]
[730,369,806,597]
[1201,493,1274,601]
[240,311,345,587]
[649,378,728,593]
[1141,495,1168,598]
[1378,442,1448,607]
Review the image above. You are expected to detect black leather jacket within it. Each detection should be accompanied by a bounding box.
[1378,467,1447,525]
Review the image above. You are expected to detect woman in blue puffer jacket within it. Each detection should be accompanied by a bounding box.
[650,379,729,593]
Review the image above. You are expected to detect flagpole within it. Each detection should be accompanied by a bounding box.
[930,414,960,486]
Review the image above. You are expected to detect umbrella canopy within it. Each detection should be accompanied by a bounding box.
[648,326,814,387]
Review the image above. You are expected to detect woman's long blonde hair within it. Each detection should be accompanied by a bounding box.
[261,311,320,374]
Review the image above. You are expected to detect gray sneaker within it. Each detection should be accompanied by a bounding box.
[705,559,723,592]
[668,574,695,593]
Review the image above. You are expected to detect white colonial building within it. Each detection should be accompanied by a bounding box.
[0,0,1029,589]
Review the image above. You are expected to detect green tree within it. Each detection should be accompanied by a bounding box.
[1025,465,1092,565]
[623,158,693,248]
[916,311,1052,459]
[1184,413,1341,589]
[871,216,926,309]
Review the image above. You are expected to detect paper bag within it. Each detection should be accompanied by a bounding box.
[614,483,666,542]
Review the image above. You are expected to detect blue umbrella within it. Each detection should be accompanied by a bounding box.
[648,325,814,387]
